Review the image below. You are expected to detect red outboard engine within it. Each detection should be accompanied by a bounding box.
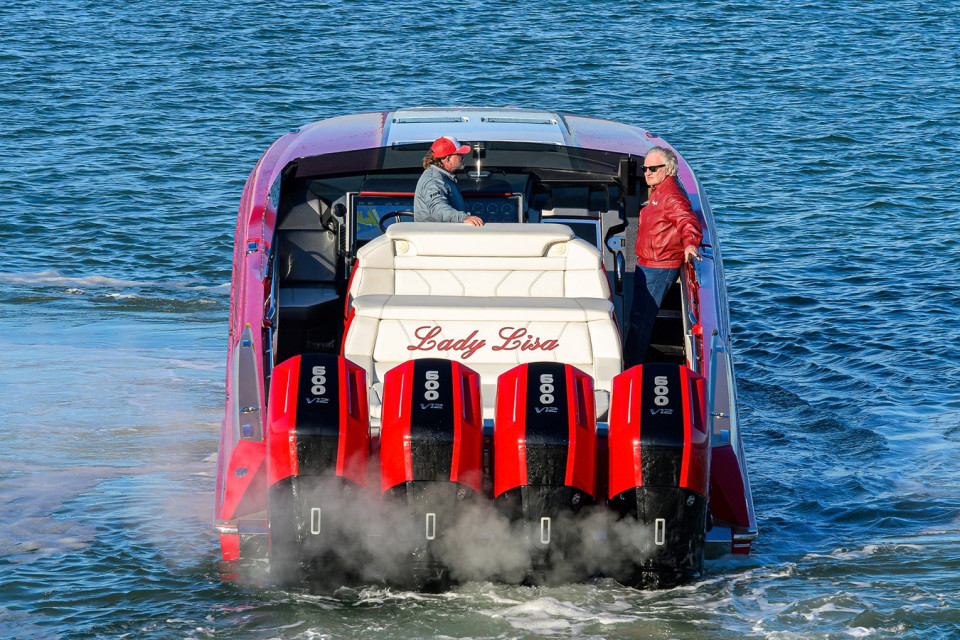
[493,362,597,582]
[379,358,484,588]
[265,354,370,587]
[607,363,709,587]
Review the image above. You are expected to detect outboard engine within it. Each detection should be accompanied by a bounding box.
[378,358,484,589]
[493,362,598,583]
[265,354,370,587]
[607,363,709,587]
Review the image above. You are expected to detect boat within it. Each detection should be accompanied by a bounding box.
[214,107,757,589]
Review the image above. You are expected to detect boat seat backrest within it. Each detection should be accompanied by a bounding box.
[278,229,338,283]
[348,222,610,299]
[277,192,339,284]
[275,193,341,316]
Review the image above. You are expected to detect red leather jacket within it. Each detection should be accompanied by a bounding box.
[634,175,703,269]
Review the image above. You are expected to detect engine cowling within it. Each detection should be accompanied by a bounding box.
[265,353,370,587]
[607,362,709,586]
[378,357,484,588]
[493,362,598,582]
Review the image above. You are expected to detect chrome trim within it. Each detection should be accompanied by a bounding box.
[540,517,551,544]
[704,525,758,549]
[734,529,759,543]
[687,259,702,328]
[393,116,468,124]
[614,251,625,295]
[481,116,557,125]
[606,236,626,252]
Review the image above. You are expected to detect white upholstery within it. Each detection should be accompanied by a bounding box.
[349,223,610,299]
[342,223,622,423]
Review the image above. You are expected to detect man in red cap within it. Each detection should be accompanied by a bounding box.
[413,136,484,225]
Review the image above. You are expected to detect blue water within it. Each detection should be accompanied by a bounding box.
[2,1,959,637]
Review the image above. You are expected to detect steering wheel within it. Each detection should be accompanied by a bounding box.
[378,210,415,231]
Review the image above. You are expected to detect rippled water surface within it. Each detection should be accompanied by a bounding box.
[2,1,959,638]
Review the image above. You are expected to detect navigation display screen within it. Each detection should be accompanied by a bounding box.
[353,194,523,240]
[355,196,411,240]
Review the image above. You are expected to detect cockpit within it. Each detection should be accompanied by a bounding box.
[268,142,642,364]
[350,171,526,242]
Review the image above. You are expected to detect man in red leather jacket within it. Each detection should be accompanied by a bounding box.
[624,146,703,366]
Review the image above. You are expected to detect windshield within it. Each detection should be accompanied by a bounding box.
[296,142,625,181]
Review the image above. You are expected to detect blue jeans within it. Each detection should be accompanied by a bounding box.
[624,265,679,367]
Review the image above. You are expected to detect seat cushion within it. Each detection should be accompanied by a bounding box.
[349,223,610,299]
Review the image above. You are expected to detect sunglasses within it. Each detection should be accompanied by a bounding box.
[642,164,665,173]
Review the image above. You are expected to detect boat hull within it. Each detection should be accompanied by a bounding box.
[214,107,758,589]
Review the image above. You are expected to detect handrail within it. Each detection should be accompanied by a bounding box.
[684,244,712,329]
[684,260,699,328]
[707,329,721,438]
[707,328,736,447]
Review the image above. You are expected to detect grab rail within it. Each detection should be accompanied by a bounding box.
[706,329,731,445]
[685,244,712,328]
[682,252,705,371]
[707,330,720,429]
[684,261,699,328]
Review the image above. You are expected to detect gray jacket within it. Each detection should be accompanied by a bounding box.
[413,165,468,222]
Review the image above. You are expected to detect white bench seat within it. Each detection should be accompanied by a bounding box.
[341,223,623,424]
[348,223,610,300]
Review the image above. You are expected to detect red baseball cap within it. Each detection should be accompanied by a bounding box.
[430,136,471,158]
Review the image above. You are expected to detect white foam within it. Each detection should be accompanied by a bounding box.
[490,596,637,633]
[0,270,230,293]
[0,270,146,288]
[844,624,907,638]
[800,601,863,621]
[801,543,924,562]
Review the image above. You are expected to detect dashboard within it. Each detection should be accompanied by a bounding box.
[352,193,524,240]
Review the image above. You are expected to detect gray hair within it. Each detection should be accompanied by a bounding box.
[645,146,679,177]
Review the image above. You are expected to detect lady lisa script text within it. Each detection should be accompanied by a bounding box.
[406,325,560,359]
